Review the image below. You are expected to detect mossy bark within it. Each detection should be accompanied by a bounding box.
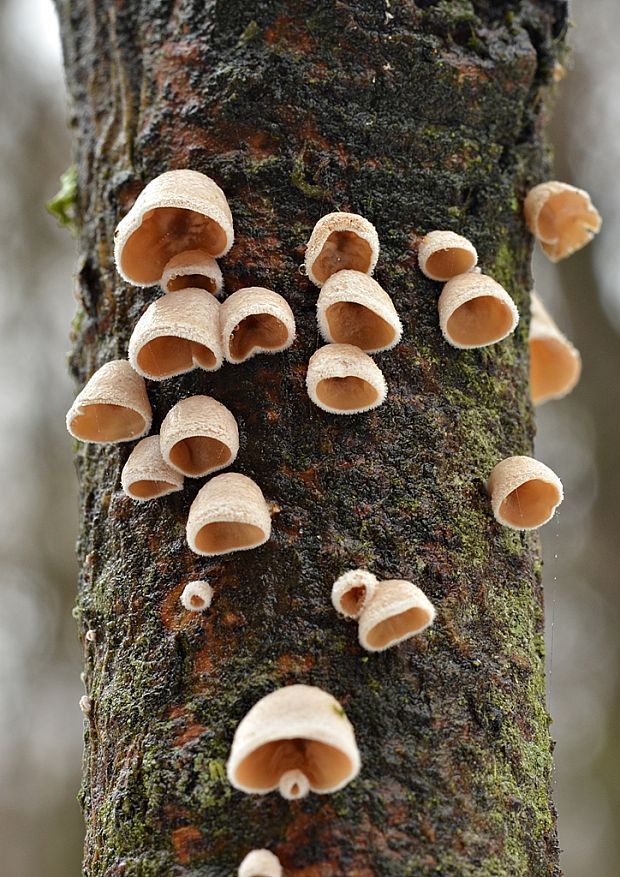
[55,1,568,875]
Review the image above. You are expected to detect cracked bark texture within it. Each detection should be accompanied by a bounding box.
[54,1,568,875]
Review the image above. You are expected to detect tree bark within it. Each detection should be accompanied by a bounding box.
[55,1,568,874]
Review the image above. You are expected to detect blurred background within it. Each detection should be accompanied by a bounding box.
[0,0,617,874]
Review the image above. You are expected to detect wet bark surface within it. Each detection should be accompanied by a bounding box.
[54,1,568,874]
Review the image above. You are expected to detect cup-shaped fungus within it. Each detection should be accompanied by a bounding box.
[238,850,282,877]
[305,212,380,286]
[524,181,602,262]
[358,580,436,652]
[220,287,296,364]
[186,472,271,556]
[129,289,223,380]
[227,685,361,799]
[487,455,564,530]
[331,569,378,619]
[438,273,519,349]
[418,230,478,281]
[180,580,213,612]
[114,169,234,286]
[66,360,152,443]
[160,396,239,478]
[529,292,582,405]
[121,435,184,501]
[161,249,224,296]
[306,343,387,415]
[317,270,402,353]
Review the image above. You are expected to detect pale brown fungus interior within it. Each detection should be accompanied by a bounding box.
[71,404,146,442]
[137,336,216,376]
[313,231,373,284]
[234,738,353,792]
[425,247,475,279]
[447,296,513,346]
[169,436,231,476]
[325,302,395,350]
[365,607,431,650]
[499,479,560,528]
[340,585,367,616]
[538,191,600,253]
[316,376,378,411]
[190,593,206,609]
[194,521,265,554]
[121,207,227,285]
[229,314,288,361]
[530,338,579,403]
[129,479,177,499]
[167,273,218,293]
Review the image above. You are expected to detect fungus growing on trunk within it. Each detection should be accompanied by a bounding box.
[306,343,387,414]
[66,360,152,443]
[161,248,224,296]
[317,270,402,353]
[487,456,564,530]
[226,685,361,799]
[160,395,239,478]
[114,169,234,285]
[128,289,223,380]
[529,291,582,405]
[305,212,380,286]
[331,569,378,619]
[358,580,436,652]
[438,273,519,349]
[186,472,271,556]
[180,580,213,612]
[524,181,602,262]
[121,435,184,501]
[238,849,282,877]
[418,230,478,281]
[220,288,296,363]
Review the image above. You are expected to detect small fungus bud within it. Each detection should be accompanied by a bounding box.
[438,273,519,349]
[331,570,378,619]
[180,580,213,612]
[358,580,436,652]
[306,343,387,415]
[524,181,601,262]
[317,270,402,353]
[161,248,224,296]
[529,292,581,405]
[128,289,223,380]
[79,695,92,715]
[186,472,271,556]
[220,288,296,364]
[160,396,239,479]
[305,212,380,286]
[418,230,478,281]
[121,435,184,500]
[238,849,282,877]
[226,684,361,798]
[487,455,564,530]
[85,629,96,643]
[66,360,152,444]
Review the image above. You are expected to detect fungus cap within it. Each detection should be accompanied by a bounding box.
[220,287,296,364]
[114,169,234,285]
[487,455,564,530]
[317,270,402,353]
[438,273,519,349]
[66,360,152,444]
[529,291,581,405]
[524,181,601,262]
[227,684,361,798]
[418,230,478,281]
[306,343,387,415]
[180,580,213,612]
[331,569,378,619]
[305,212,380,286]
[160,395,239,478]
[121,435,184,501]
[238,849,282,877]
[161,248,224,296]
[358,580,436,652]
[186,472,271,556]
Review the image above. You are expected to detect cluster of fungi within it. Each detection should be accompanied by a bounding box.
[66,168,600,874]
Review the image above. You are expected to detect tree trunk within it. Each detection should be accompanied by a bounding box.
[55,1,568,874]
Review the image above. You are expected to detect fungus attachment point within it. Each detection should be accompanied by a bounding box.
[487,456,564,530]
[529,292,581,405]
[220,288,296,363]
[358,580,436,652]
[238,850,282,877]
[317,270,402,353]
[180,580,213,612]
[129,289,223,380]
[114,169,234,285]
[227,685,361,798]
[161,249,223,296]
[438,273,519,349]
[305,212,380,286]
[66,360,152,443]
[418,230,478,281]
[186,472,271,556]
[121,435,184,501]
[331,570,378,619]
[160,396,239,478]
[306,344,387,415]
[524,181,602,262]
